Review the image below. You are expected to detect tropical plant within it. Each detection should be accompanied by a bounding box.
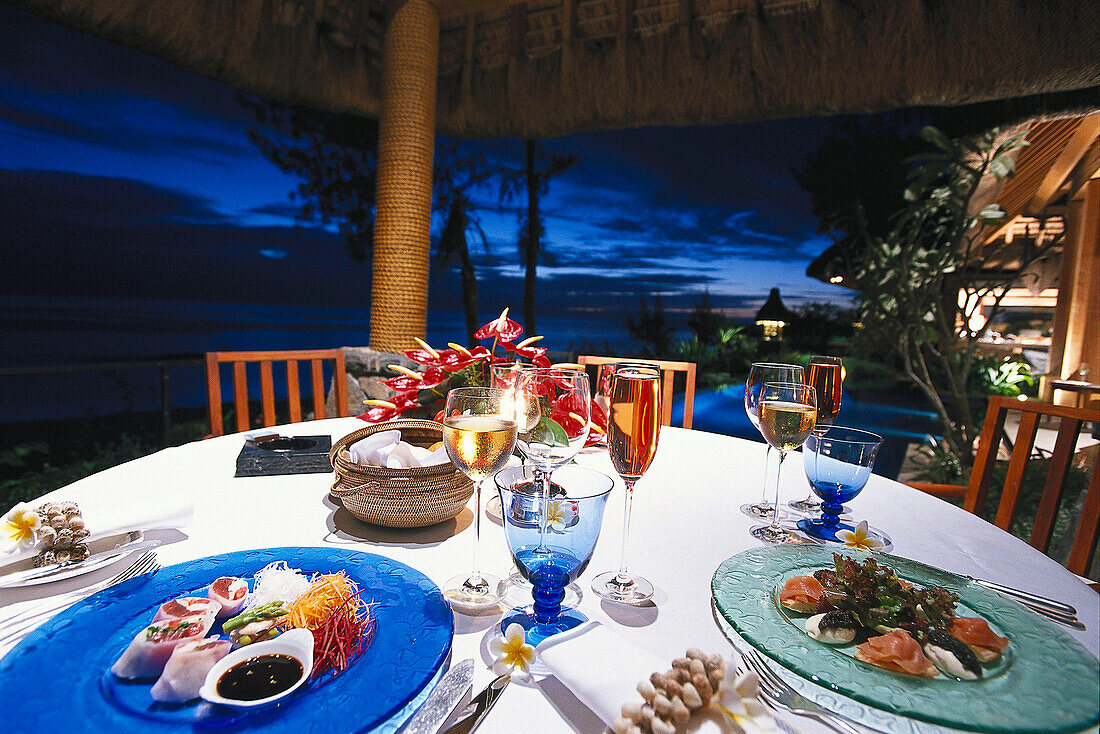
[834,126,1059,460]
[625,296,674,357]
[686,290,725,345]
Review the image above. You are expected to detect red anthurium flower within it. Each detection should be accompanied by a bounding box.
[531,354,551,368]
[500,336,547,361]
[381,366,446,392]
[357,393,420,423]
[549,392,593,439]
[473,308,524,342]
[436,345,492,371]
[404,348,442,366]
[583,401,608,446]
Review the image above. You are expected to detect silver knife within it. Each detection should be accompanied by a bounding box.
[441,675,510,734]
[401,659,475,734]
[973,578,1078,617]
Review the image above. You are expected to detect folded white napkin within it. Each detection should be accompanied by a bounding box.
[537,621,748,733]
[2,501,193,564]
[347,431,449,468]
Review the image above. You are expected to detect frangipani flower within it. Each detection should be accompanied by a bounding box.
[546,500,577,531]
[716,663,782,734]
[2,502,41,552]
[837,520,885,551]
[489,623,535,676]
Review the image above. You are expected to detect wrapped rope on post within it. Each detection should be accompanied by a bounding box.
[370,0,440,351]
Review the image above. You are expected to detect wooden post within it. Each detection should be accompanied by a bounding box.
[1049,177,1100,407]
[370,0,440,351]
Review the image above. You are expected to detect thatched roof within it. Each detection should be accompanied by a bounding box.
[755,287,793,322]
[8,0,1100,138]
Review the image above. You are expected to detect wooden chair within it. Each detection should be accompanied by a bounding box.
[908,396,1100,577]
[205,349,348,437]
[576,356,697,429]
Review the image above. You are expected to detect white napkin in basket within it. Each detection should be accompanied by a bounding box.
[348,430,448,468]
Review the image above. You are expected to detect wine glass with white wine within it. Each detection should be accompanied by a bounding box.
[749,381,816,544]
[441,387,518,608]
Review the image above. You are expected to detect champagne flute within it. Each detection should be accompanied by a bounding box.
[789,356,843,512]
[740,363,804,519]
[441,387,518,608]
[591,363,661,604]
[749,381,816,544]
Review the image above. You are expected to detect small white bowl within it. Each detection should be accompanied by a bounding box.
[199,628,314,708]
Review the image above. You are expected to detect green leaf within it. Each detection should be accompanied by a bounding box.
[990,154,1016,179]
[920,126,953,153]
[528,416,569,447]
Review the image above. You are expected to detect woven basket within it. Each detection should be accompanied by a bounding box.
[329,419,473,528]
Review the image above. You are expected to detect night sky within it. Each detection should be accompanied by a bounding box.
[0,3,851,347]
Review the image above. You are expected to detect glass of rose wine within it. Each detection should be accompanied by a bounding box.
[789,355,843,512]
[749,381,816,544]
[740,363,804,519]
[591,363,661,604]
[441,387,518,608]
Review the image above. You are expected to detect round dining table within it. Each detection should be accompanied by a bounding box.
[2,417,1097,734]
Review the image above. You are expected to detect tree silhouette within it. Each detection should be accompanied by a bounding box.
[500,140,577,334]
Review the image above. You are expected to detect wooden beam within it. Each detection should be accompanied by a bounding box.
[436,0,531,22]
[462,12,476,94]
[1027,113,1100,214]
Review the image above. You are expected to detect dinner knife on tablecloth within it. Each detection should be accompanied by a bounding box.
[440,674,510,734]
[401,658,474,734]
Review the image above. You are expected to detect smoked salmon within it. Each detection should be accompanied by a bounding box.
[950,616,1009,662]
[855,630,938,678]
[779,575,825,613]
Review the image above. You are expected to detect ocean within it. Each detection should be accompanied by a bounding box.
[1,294,649,423]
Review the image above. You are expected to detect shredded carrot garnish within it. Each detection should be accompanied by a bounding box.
[285,572,364,630]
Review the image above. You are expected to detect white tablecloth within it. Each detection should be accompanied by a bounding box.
[2,418,1097,734]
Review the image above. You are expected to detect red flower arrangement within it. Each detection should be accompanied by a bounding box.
[359,309,606,446]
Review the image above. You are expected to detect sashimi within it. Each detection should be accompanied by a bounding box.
[855,630,938,678]
[779,575,825,613]
[153,596,221,623]
[950,616,1009,662]
[150,638,232,702]
[110,613,216,679]
[208,577,249,618]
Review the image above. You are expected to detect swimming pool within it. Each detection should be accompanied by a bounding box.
[673,385,940,480]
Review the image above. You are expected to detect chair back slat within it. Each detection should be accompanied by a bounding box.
[993,410,1039,531]
[310,358,327,418]
[232,362,249,433]
[204,349,348,437]
[1030,419,1081,550]
[286,361,302,423]
[576,356,697,429]
[965,405,1009,515]
[260,361,276,427]
[1068,462,1100,576]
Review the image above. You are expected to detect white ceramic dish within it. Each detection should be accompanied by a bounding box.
[199,628,314,708]
[0,531,148,588]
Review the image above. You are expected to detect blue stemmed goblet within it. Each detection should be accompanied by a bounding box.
[495,464,612,645]
[797,427,883,542]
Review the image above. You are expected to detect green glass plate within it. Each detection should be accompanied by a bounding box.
[712,545,1100,733]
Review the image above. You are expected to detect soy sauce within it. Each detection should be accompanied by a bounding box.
[216,654,303,701]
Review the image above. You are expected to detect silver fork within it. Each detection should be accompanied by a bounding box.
[0,551,159,646]
[741,647,870,734]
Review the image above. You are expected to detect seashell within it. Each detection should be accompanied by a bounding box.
[54,548,73,564]
[60,501,79,514]
[672,657,691,670]
[67,516,85,531]
[72,545,90,561]
[692,672,713,700]
[653,693,672,717]
[688,658,705,677]
[685,648,706,661]
[50,515,66,529]
[652,718,676,734]
[637,679,656,702]
[612,717,634,734]
[36,526,57,543]
[55,529,74,546]
[72,528,90,540]
[621,702,643,719]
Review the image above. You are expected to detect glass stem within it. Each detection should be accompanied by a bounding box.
[468,478,484,586]
[535,465,550,551]
[615,479,637,586]
[769,451,787,531]
[759,444,772,505]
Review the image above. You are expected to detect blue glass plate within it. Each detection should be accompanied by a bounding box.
[713,546,1100,734]
[0,547,453,733]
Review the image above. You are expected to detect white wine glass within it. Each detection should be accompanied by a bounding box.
[591,362,661,604]
[740,363,804,519]
[789,355,843,513]
[750,381,816,544]
[441,387,518,608]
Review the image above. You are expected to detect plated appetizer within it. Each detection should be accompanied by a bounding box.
[109,561,377,708]
[778,553,1010,681]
